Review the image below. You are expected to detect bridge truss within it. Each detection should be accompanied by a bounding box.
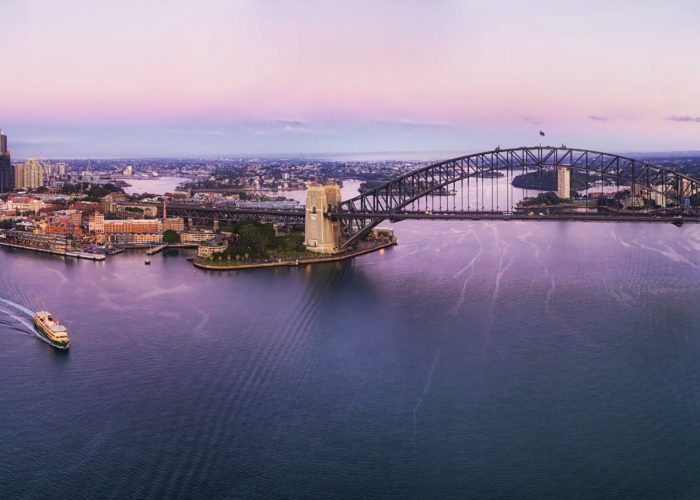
[331,146,700,247]
[159,204,305,224]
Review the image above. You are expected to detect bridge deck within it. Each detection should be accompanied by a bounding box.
[330,211,700,223]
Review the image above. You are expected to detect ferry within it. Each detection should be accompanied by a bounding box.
[33,309,70,349]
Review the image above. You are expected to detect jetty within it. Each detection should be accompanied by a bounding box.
[146,244,168,255]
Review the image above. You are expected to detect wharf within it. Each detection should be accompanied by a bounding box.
[0,241,105,260]
[146,244,168,255]
[66,251,106,261]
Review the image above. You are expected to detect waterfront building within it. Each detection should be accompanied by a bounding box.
[197,235,228,258]
[163,218,184,232]
[133,233,161,243]
[557,167,570,200]
[23,159,44,190]
[103,219,161,234]
[91,217,184,235]
[44,210,83,237]
[5,230,73,252]
[99,232,161,244]
[180,229,216,244]
[123,166,132,176]
[88,212,105,233]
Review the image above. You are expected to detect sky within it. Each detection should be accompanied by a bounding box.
[2,0,700,158]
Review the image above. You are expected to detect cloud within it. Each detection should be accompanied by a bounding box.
[13,137,74,145]
[588,115,608,121]
[372,119,450,129]
[271,118,308,127]
[281,125,329,134]
[668,115,700,123]
[170,129,224,136]
[243,119,332,136]
[522,116,542,125]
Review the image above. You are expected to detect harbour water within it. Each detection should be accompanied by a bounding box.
[123,176,190,196]
[0,219,699,498]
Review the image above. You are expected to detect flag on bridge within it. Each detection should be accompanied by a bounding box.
[539,130,545,137]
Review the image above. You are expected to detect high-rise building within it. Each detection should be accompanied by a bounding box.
[23,159,44,190]
[14,163,25,189]
[57,162,66,177]
[0,130,14,192]
[0,155,12,192]
[557,167,570,200]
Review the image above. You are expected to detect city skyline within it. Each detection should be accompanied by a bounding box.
[3,0,700,157]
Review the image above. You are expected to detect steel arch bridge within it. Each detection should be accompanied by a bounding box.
[331,146,700,247]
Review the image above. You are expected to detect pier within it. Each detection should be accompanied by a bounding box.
[146,244,168,255]
[0,241,105,260]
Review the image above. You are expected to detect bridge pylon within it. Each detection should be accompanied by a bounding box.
[304,182,341,253]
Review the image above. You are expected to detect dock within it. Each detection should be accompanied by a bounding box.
[0,241,105,260]
[146,244,168,255]
[65,251,106,261]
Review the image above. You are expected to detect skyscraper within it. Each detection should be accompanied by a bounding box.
[23,159,44,190]
[14,163,25,189]
[557,167,570,200]
[0,130,14,192]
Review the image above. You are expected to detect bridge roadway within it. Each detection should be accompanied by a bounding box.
[127,201,700,225]
[327,210,700,224]
[156,203,306,223]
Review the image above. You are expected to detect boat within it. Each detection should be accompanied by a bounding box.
[145,256,151,265]
[33,309,70,349]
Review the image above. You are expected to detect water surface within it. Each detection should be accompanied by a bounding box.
[0,221,699,498]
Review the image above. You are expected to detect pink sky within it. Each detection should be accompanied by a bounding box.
[2,0,700,156]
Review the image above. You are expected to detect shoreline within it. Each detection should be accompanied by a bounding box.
[0,241,106,260]
[193,238,397,271]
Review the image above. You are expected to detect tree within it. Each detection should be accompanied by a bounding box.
[162,229,179,243]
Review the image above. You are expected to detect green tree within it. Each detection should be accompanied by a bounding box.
[162,229,180,243]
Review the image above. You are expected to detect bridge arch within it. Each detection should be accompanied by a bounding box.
[333,146,700,246]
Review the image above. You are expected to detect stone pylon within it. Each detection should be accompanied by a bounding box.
[304,182,341,253]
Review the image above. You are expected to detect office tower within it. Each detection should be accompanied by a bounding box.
[23,158,44,190]
[14,163,25,189]
[0,130,14,192]
[0,155,12,192]
[557,167,570,199]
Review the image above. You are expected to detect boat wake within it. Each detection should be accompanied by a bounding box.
[0,297,35,336]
